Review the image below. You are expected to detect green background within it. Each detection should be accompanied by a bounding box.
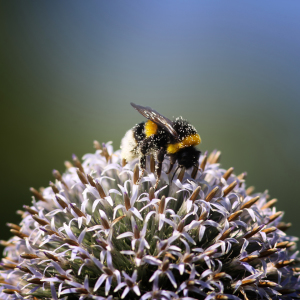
[1,1,300,253]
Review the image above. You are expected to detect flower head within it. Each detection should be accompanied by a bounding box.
[0,142,299,299]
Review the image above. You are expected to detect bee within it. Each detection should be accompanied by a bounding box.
[121,103,201,186]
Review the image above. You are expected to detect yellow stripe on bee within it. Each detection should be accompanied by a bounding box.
[167,134,201,154]
[145,120,158,137]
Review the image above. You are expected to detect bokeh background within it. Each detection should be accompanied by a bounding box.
[1,1,300,254]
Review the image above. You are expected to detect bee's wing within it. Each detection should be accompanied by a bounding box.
[131,103,179,138]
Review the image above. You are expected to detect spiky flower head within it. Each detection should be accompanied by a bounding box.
[0,141,299,300]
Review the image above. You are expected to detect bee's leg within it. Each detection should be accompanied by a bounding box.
[137,155,146,183]
[166,154,176,174]
[138,136,156,184]
[155,147,165,189]
[137,139,150,184]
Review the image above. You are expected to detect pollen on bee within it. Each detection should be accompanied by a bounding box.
[145,120,158,137]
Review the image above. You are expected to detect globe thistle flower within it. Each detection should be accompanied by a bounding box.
[0,141,299,300]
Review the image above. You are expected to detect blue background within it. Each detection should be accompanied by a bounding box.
[1,1,300,248]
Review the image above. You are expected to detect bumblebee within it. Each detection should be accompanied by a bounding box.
[121,103,201,185]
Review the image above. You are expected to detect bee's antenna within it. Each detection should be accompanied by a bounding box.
[171,166,181,182]
[191,162,199,179]
[166,162,174,174]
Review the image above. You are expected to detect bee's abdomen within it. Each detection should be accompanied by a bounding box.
[120,129,139,161]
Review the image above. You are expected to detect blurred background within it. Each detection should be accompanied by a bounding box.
[1,1,300,252]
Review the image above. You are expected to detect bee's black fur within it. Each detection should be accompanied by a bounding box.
[121,103,201,186]
[171,147,201,169]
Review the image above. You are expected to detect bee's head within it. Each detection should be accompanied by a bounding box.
[177,147,201,169]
